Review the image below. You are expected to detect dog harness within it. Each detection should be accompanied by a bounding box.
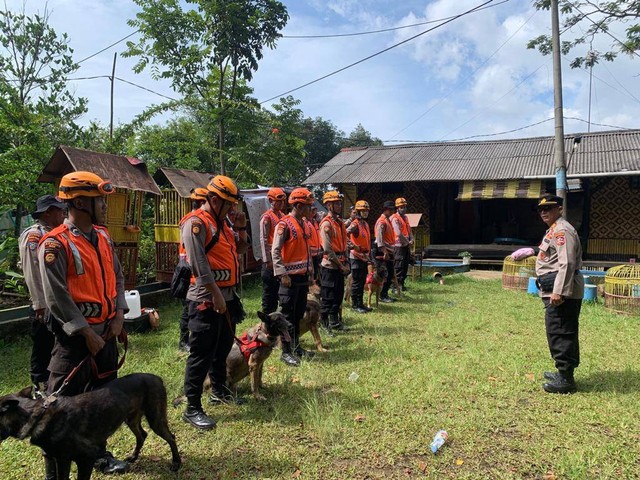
[237,331,269,363]
[366,272,383,287]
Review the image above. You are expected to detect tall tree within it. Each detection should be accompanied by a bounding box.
[339,123,383,149]
[0,6,86,235]
[124,0,288,174]
[528,0,640,68]
[300,116,343,177]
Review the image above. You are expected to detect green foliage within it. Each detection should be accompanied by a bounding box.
[300,116,344,179]
[339,123,383,148]
[0,236,25,296]
[528,0,640,68]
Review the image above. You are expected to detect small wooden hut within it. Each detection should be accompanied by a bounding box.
[38,146,161,289]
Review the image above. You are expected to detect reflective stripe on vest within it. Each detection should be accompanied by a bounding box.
[262,209,283,245]
[349,218,371,261]
[375,215,395,246]
[279,215,311,275]
[43,224,117,324]
[320,215,347,262]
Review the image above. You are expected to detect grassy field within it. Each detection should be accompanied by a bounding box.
[2,273,640,479]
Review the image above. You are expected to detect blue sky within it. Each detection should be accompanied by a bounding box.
[5,0,639,143]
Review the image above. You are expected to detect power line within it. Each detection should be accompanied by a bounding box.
[259,0,501,105]
[76,30,139,65]
[114,76,177,101]
[389,8,538,140]
[282,1,510,39]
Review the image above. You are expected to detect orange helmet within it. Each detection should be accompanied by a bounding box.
[395,197,407,207]
[58,171,114,200]
[190,187,208,201]
[288,187,315,205]
[322,190,343,205]
[267,187,286,201]
[355,200,370,211]
[207,175,241,203]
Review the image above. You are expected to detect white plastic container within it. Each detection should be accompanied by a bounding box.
[124,290,141,319]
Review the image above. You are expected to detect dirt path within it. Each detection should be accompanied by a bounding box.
[464,269,502,281]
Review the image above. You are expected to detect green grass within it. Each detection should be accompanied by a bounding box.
[2,274,640,479]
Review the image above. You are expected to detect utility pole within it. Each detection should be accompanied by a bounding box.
[551,0,567,205]
[110,52,117,141]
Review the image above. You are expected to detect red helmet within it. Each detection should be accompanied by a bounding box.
[288,187,315,205]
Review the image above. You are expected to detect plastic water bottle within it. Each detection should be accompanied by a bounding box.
[430,430,448,453]
[348,371,359,382]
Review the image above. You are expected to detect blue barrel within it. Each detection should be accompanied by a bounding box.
[527,277,539,295]
[584,284,597,302]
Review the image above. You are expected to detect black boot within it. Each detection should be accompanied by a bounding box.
[182,405,217,430]
[178,340,190,353]
[294,346,316,359]
[543,371,576,394]
[43,454,56,480]
[543,371,559,381]
[328,313,342,331]
[351,296,368,314]
[94,451,129,474]
[320,314,334,336]
[280,341,301,367]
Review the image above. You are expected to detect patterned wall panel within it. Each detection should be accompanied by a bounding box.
[590,177,640,239]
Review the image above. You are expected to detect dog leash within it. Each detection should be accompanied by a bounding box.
[197,301,251,346]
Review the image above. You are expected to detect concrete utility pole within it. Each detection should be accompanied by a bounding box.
[110,52,117,141]
[551,0,567,205]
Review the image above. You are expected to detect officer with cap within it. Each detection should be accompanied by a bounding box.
[347,200,372,313]
[391,197,413,292]
[260,187,286,314]
[375,201,397,303]
[18,195,66,392]
[38,172,129,476]
[176,187,209,353]
[534,194,584,394]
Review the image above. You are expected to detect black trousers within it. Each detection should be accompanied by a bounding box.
[184,300,234,408]
[29,307,54,384]
[261,264,280,314]
[47,320,117,396]
[543,297,581,373]
[320,267,345,316]
[278,275,309,352]
[179,299,189,345]
[394,246,411,287]
[379,259,394,298]
[350,259,367,306]
[312,255,321,283]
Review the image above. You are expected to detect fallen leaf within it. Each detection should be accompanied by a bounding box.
[354,414,366,422]
[149,456,161,462]
[488,376,498,382]
[292,469,301,478]
[543,472,557,480]
[497,366,505,372]
[455,459,464,466]
[372,393,381,399]
[291,377,300,384]
[525,373,535,381]
[267,366,277,373]
[418,460,428,473]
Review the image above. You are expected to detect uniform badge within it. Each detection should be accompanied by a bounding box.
[28,242,37,251]
[191,223,201,235]
[44,252,57,264]
[555,234,566,246]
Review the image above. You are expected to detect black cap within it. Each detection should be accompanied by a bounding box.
[537,194,563,209]
[383,200,395,209]
[32,195,66,219]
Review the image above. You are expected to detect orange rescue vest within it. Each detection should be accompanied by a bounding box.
[349,218,371,261]
[320,215,347,263]
[278,215,312,276]
[375,214,396,246]
[42,224,117,324]
[306,218,321,257]
[261,209,283,246]
[391,212,411,239]
[187,209,239,288]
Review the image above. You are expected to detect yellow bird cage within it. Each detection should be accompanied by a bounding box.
[604,264,640,315]
[502,255,537,291]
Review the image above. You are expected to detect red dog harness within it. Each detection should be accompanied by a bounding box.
[237,331,269,363]
[366,272,383,287]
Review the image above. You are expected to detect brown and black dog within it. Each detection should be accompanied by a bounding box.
[365,262,387,308]
[0,373,181,480]
[226,311,292,401]
[300,283,327,351]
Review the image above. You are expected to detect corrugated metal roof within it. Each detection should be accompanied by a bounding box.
[304,129,640,184]
[38,146,162,195]
[154,168,213,198]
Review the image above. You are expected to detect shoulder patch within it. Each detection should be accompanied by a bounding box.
[323,225,331,233]
[276,224,285,236]
[555,234,566,246]
[43,239,62,251]
[191,221,203,235]
[44,251,57,265]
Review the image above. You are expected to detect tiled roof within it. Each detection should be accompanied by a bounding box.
[304,129,640,184]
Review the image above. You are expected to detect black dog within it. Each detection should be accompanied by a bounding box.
[0,373,181,480]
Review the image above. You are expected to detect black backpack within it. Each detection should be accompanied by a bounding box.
[170,229,220,299]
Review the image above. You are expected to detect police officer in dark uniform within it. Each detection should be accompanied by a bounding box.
[534,194,584,394]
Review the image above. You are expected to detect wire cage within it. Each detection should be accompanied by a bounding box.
[604,264,640,315]
[502,255,537,291]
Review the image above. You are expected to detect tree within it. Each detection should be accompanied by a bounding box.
[124,0,288,174]
[300,116,343,177]
[0,6,86,235]
[339,123,383,149]
[528,0,640,68]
